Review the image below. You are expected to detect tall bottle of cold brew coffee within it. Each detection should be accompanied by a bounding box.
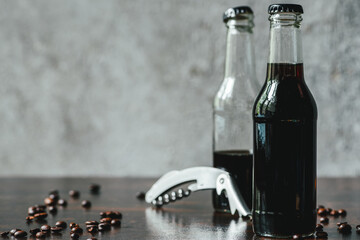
[213,6,259,213]
[253,4,317,238]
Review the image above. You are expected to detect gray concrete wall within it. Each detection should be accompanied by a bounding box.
[0,0,359,176]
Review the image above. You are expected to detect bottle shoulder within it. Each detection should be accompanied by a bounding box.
[214,76,260,110]
[253,78,317,120]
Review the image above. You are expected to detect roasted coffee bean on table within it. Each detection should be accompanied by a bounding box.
[0,231,9,237]
[10,229,21,235]
[71,227,83,234]
[329,210,339,217]
[70,223,79,229]
[87,226,98,234]
[26,216,34,221]
[98,223,111,231]
[69,190,80,198]
[49,193,59,201]
[338,223,352,234]
[44,197,56,206]
[136,191,146,200]
[89,184,101,194]
[85,221,99,226]
[14,230,27,238]
[337,221,347,226]
[48,205,57,214]
[40,224,51,232]
[111,219,121,227]
[71,232,80,239]
[315,224,323,232]
[317,208,327,216]
[36,231,47,238]
[55,221,67,228]
[316,231,328,238]
[87,237,97,240]
[82,200,92,209]
[100,217,112,223]
[338,209,347,216]
[320,217,329,224]
[51,227,63,233]
[58,198,68,206]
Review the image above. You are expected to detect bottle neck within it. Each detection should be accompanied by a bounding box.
[224,19,255,79]
[268,13,303,64]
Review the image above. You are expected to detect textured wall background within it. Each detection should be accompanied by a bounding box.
[0,0,359,176]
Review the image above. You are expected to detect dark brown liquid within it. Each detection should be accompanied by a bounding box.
[212,150,253,212]
[253,63,317,237]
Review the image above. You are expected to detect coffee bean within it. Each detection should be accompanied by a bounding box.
[35,204,47,209]
[57,199,68,207]
[87,226,98,234]
[111,219,121,227]
[28,207,36,215]
[44,197,55,206]
[316,231,328,238]
[55,221,67,229]
[29,228,40,235]
[81,200,91,209]
[36,231,46,238]
[49,190,59,195]
[26,216,34,221]
[315,224,323,232]
[338,223,352,234]
[14,230,27,238]
[106,211,122,219]
[100,212,106,218]
[100,218,112,223]
[49,193,59,201]
[71,227,83,234]
[41,225,51,232]
[51,227,63,233]
[87,238,97,240]
[136,191,146,200]
[317,208,327,216]
[89,184,101,194]
[34,212,48,220]
[338,209,347,216]
[69,190,80,198]
[337,221,347,226]
[71,233,80,239]
[48,206,57,214]
[292,234,302,239]
[85,221,99,226]
[10,229,21,235]
[326,208,332,213]
[0,232,9,237]
[356,225,360,234]
[98,223,111,232]
[320,217,329,224]
[329,210,339,217]
[69,223,78,229]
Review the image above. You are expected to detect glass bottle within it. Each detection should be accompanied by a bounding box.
[213,6,259,213]
[253,4,317,238]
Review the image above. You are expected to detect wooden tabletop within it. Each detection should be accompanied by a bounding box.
[0,177,359,240]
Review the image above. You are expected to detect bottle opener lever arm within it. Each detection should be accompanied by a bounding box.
[216,173,251,217]
[145,166,251,217]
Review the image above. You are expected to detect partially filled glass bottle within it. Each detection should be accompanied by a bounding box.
[253,4,317,238]
[213,6,259,213]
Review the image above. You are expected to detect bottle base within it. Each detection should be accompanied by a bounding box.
[254,231,315,239]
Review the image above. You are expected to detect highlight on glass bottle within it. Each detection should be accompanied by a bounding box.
[253,4,317,238]
[212,6,259,213]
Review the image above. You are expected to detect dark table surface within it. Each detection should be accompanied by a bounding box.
[0,177,359,240]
